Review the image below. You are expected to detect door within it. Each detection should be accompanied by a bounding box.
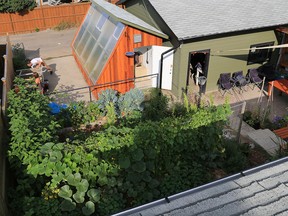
[187,50,210,93]
[151,46,174,90]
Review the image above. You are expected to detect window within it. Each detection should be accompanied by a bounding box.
[96,13,108,30]
[247,42,274,65]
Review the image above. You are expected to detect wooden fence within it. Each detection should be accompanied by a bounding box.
[0,35,13,216]
[0,2,90,36]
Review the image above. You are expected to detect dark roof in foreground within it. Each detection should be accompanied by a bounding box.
[113,157,288,216]
[117,0,288,40]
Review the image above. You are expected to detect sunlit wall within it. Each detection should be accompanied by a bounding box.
[72,4,125,83]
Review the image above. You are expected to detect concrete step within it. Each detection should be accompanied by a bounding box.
[247,129,282,156]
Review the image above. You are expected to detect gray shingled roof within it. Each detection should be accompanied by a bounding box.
[146,0,288,40]
[113,157,288,216]
[91,0,167,39]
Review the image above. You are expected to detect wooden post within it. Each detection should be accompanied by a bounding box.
[8,13,15,34]
[237,101,246,144]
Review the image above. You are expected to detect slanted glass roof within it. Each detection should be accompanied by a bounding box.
[73,4,125,83]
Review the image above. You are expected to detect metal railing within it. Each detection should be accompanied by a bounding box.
[48,73,159,103]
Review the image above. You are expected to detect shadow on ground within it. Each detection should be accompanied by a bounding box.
[49,84,92,104]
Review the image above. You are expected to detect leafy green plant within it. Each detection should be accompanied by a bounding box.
[105,102,117,126]
[60,101,101,128]
[96,89,119,114]
[271,115,288,130]
[142,88,169,121]
[243,107,272,129]
[221,139,249,173]
[7,80,235,216]
[12,43,28,71]
[0,0,36,13]
[118,88,144,117]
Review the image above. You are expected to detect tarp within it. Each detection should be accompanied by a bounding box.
[48,102,68,115]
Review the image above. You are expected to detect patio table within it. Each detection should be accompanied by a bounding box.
[267,79,288,96]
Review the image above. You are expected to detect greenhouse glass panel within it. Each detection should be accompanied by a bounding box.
[94,52,109,77]
[81,36,96,63]
[77,30,90,60]
[74,5,125,84]
[88,9,101,34]
[73,27,85,51]
[82,6,93,29]
[92,28,101,41]
[85,45,103,73]
[113,23,125,39]
[105,37,117,54]
[99,19,116,47]
[96,13,108,30]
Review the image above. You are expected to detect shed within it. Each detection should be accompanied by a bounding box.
[117,0,288,98]
[72,0,168,97]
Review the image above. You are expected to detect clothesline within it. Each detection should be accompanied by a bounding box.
[215,43,288,53]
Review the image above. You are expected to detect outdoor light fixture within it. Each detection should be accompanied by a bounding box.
[1,77,6,83]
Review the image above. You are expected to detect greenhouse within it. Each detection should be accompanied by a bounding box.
[72,0,168,97]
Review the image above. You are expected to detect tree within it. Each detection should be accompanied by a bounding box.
[0,0,36,13]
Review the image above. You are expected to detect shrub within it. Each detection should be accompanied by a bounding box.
[53,21,79,31]
[271,115,288,130]
[221,139,249,173]
[12,43,28,71]
[96,89,119,115]
[142,88,169,121]
[118,88,144,117]
[243,108,272,130]
[0,0,36,13]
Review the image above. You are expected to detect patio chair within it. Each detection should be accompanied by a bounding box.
[257,64,276,81]
[232,70,249,92]
[247,68,263,90]
[217,73,234,96]
[48,0,61,6]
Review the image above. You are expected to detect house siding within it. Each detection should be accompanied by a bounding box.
[124,0,157,29]
[124,1,179,46]
[171,30,280,98]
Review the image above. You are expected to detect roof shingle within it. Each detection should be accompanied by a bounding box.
[147,0,288,40]
[113,157,288,216]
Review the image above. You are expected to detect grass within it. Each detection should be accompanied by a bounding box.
[53,21,79,31]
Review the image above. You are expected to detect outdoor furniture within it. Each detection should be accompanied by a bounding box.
[247,68,263,89]
[273,127,288,140]
[268,79,288,97]
[217,73,234,96]
[257,64,276,81]
[232,71,249,92]
[48,0,61,6]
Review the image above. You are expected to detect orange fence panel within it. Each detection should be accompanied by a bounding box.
[0,2,90,36]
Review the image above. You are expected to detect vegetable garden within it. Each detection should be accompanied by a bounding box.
[7,77,254,215]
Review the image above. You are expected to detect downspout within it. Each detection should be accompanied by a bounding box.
[159,41,182,89]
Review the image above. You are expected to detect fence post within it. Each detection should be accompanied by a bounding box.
[237,101,246,144]
[8,13,15,34]
[89,86,92,102]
